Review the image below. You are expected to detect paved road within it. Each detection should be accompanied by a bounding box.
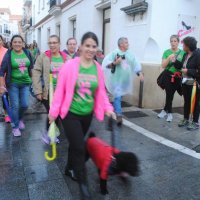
[0,104,200,200]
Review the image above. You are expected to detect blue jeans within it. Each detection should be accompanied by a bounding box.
[113,96,122,115]
[8,83,30,128]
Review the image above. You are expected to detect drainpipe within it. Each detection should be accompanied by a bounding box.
[138,77,144,108]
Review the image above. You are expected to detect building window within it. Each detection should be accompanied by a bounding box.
[33,5,35,25]
[131,0,144,4]
[72,20,76,38]
[0,25,2,33]
[102,8,111,55]
[50,0,56,8]
[42,0,45,9]
[4,24,8,33]
[47,28,51,38]
[38,0,41,12]
[56,24,60,38]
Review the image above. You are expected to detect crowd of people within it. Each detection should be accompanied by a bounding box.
[0,32,200,199]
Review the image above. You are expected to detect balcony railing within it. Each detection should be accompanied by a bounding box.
[24,0,32,7]
[121,0,148,18]
[49,0,61,16]
[21,18,31,29]
[50,0,61,8]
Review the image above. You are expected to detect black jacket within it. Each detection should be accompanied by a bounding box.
[183,48,200,83]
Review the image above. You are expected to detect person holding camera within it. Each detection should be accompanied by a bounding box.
[157,35,185,122]
[102,37,144,125]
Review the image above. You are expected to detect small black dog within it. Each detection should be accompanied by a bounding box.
[86,132,139,195]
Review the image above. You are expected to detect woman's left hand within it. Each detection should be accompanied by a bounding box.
[105,111,116,119]
[48,114,56,124]
[139,72,144,82]
[182,68,188,74]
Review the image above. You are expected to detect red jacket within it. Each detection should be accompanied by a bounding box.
[86,137,120,180]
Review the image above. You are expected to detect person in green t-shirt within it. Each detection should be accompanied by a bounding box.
[0,35,33,137]
[158,35,185,122]
[32,35,67,144]
[48,32,114,200]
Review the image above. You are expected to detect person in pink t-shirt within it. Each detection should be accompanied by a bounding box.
[0,35,11,123]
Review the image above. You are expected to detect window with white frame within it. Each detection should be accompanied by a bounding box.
[56,24,60,38]
[38,0,41,13]
[42,0,45,9]
[47,27,51,38]
[72,19,76,38]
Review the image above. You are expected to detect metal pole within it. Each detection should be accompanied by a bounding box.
[138,79,144,108]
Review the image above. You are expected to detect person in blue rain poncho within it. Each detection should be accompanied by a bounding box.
[102,37,144,125]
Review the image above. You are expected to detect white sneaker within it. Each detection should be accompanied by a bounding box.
[12,128,21,137]
[166,113,173,122]
[157,110,167,118]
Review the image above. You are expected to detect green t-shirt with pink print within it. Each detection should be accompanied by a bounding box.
[50,56,64,87]
[11,50,31,84]
[70,64,98,115]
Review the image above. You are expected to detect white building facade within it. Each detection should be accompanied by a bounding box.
[0,9,21,42]
[30,0,200,108]
[31,0,200,62]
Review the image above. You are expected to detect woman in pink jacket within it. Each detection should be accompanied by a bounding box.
[49,32,114,200]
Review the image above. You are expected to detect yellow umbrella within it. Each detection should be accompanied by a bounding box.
[44,74,58,161]
[190,81,197,117]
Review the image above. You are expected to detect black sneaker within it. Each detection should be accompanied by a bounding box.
[187,122,199,131]
[178,119,189,127]
[64,168,77,181]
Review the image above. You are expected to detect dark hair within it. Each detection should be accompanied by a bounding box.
[170,35,180,42]
[66,37,77,45]
[49,35,60,43]
[183,36,197,52]
[11,35,24,45]
[81,32,99,46]
[33,41,38,48]
[0,35,3,41]
[5,41,11,49]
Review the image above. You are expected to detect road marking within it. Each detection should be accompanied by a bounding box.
[123,118,200,159]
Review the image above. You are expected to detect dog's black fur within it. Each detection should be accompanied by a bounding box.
[87,132,140,195]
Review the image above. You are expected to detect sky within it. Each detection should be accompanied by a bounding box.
[0,0,23,15]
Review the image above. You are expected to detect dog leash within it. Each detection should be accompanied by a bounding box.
[107,117,117,169]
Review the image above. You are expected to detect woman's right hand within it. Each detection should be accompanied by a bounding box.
[36,94,43,101]
[0,87,6,96]
[48,114,56,124]
[168,54,176,62]
[114,57,122,65]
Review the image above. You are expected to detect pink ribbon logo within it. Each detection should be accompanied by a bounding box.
[77,81,91,99]
[19,64,26,74]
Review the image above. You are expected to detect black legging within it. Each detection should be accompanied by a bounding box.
[182,84,200,122]
[42,99,61,131]
[164,75,182,113]
[61,111,93,184]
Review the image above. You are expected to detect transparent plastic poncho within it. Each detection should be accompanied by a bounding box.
[102,49,141,97]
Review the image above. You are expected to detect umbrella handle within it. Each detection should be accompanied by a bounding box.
[44,143,57,161]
